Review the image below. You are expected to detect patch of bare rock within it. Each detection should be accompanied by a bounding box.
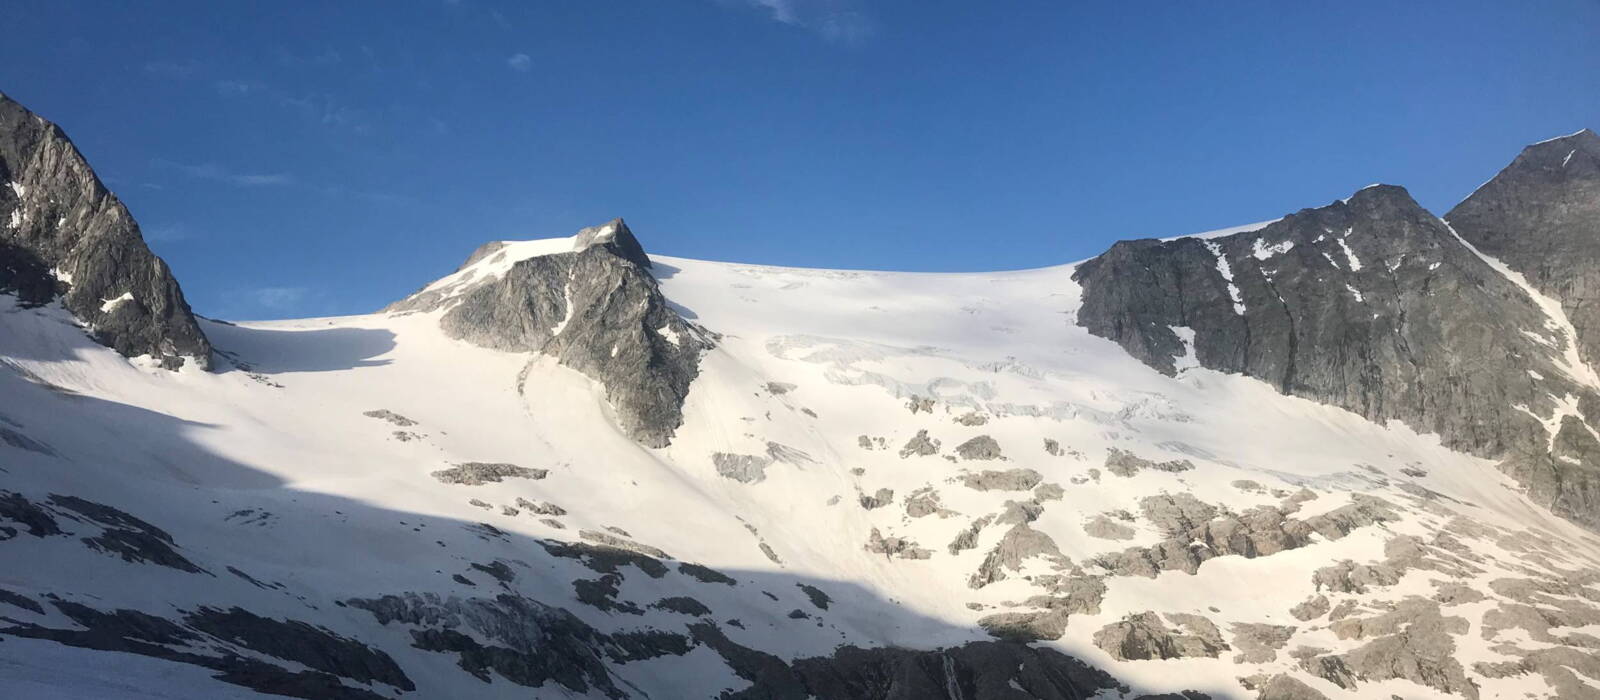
[431,462,547,486]
[1093,611,1229,660]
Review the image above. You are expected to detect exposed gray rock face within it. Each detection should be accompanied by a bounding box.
[1,491,207,574]
[1104,448,1193,477]
[514,497,566,516]
[362,409,417,427]
[430,462,547,485]
[651,595,712,616]
[858,488,894,510]
[995,499,1044,526]
[1074,182,1600,529]
[970,525,1071,589]
[948,515,993,555]
[1095,494,1397,578]
[898,429,940,458]
[0,425,53,455]
[1447,129,1600,529]
[960,468,1043,492]
[1290,595,1331,621]
[903,487,953,518]
[1139,493,1219,537]
[2,598,412,700]
[349,591,687,698]
[796,583,832,610]
[1230,623,1296,663]
[714,442,813,484]
[1449,130,1600,369]
[863,528,932,560]
[0,93,210,369]
[677,562,737,585]
[578,529,671,560]
[978,608,1070,642]
[1083,514,1136,541]
[1255,674,1329,700]
[1300,600,1477,699]
[1026,575,1108,614]
[690,623,1129,700]
[1093,611,1229,661]
[714,452,772,483]
[47,494,205,574]
[1312,560,1401,595]
[389,219,710,447]
[955,435,1005,460]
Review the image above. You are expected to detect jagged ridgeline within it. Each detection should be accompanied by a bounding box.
[387,218,713,447]
[1073,177,1600,530]
[0,92,211,369]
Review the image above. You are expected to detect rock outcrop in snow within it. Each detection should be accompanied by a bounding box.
[388,219,711,447]
[1075,183,1600,530]
[0,92,210,369]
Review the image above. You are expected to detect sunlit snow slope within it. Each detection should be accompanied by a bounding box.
[4,222,1600,699]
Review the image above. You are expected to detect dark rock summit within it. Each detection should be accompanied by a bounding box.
[0,93,210,369]
[1074,181,1600,529]
[1449,129,1600,370]
[389,218,711,447]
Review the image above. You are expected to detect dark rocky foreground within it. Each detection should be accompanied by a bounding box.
[388,218,712,447]
[0,486,1181,700]
[0,92,211,369]
[1074,181,1600,530]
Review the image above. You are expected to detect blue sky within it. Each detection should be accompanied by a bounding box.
[3,1,1597,319]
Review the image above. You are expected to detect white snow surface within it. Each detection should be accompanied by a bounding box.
[99,292,134,313]
[1251,237,1294,260]
[1337,228,1363,271]
[1158,218,1280,242]
[1,237,1597,699]
[1203,241,1247,315]
[1532,128,1591,146]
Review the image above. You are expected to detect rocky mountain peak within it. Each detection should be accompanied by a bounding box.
[573,217,651,269]
[0,92,211,370]
[391,218,711,447]
[1448,128,1600,372]
[1487,127,1599,178]
[1077,180,1600,531]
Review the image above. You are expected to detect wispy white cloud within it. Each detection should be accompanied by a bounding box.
[733,0,872,42]
[142,223,190,243]
[213,80,257,97]
[142,60,199,78]
[275,47,343,67]
[751,0,798,24]
[507,53,532,72]
[154,159,295,187]
[213,80,369,132]
[251,287,309,310]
